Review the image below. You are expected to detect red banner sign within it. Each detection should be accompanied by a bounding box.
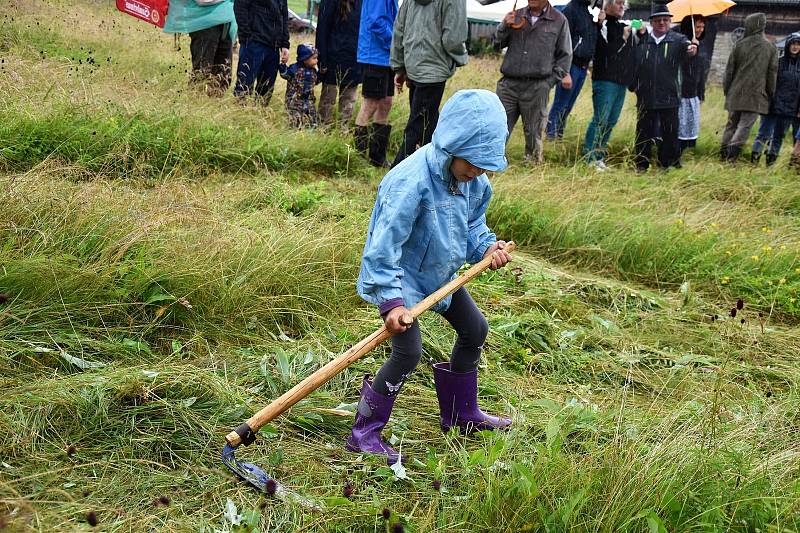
[116,0,169,28]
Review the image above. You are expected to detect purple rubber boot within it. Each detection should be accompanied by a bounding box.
[432,362,512,434]
[345,377,403,465]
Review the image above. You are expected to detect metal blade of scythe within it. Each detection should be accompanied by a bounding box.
[221,443,320,510]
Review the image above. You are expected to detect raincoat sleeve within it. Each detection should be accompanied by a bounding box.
[234,0,252,40]
[466,182,496,264]
[441,0,468,66]
[315,0,334,68]
[723,45,737,95]
[766,48,778,99]
[552,18,572,83]
[360,185,421,306]
[367,0,395,49]
[389,0,407,71]
[280,0,290,49]
[494,19,511,49]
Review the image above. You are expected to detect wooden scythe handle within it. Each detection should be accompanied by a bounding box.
[225,241,516,447]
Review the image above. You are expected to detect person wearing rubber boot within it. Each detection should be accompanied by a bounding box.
[348,89,513,465]
[353,0,398,167]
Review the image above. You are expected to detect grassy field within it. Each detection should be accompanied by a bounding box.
[1,0,799,531]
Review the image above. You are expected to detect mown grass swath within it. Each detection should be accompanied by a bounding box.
[0,0,798,531]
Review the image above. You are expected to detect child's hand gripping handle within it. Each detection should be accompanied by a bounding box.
[225,242,516,447]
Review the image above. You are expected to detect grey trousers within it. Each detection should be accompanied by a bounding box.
[496,76,553,162]
[721,111,759,149]
[318,84,359,127]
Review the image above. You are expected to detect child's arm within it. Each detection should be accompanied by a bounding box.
[278,63,290,80]
[359,185,421,315]
[465,182,497,264]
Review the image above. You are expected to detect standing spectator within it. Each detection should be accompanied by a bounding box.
[389,0,468,167]
[750,32,800,166]
[163,0,237,96]
[629,3,697,172]
[582,0,633,169]
[677,15,710,153]
[315,0,363,128]
[546,0,602,140]
[279,44,322,128]
[720,13,778,163]
[494,0,572,164]
[353,0,399,167]
[233,0,290,104]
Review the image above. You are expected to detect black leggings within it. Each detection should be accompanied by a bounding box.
[372,288,489,396]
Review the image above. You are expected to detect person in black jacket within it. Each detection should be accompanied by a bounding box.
[546,0,603,140]
[315,0,363,127]
[751,32,800,166]
[233,0,290,104]
[582,0,633,169]
[630,3,697,171]
[677,15,709,153]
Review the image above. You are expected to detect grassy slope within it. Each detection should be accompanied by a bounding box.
[0,0,798,531]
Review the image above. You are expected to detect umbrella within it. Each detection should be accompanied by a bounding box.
[667,0,736,21]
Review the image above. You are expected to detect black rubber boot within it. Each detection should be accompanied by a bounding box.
[368,123,392,168]
[750,151,762,165]
[719,145,728,162]
[726,145,742,164]
[354,125,369,157]
[765,154,778,167]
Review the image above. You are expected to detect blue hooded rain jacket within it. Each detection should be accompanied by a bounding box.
[357,89,509,313]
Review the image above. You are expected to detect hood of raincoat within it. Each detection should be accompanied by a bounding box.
[744,13,766,37]
[428,89,509,179]
[787,32,800,51]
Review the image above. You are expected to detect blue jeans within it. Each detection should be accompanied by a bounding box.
[752,114,800,156]
[546,63,588,139]
[583,80,627,162]
[234,41,280,103]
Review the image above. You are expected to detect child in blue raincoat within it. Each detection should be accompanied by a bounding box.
[347,89,514,464]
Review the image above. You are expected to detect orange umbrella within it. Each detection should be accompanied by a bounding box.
[667,0,736,21]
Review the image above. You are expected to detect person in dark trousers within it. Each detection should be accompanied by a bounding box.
[162,0,237,96]
[315,0,363,128]
[233,0,290,104]
[349,90,513,465]
[677,15,710,153]
[582,0,633,169]
[751,32,800,166]
[546,0,603,140]
[494,0,572,164]
[279,44,322,128]
[389,0,468,168]
[721,13,778,163]
[629,3,697,172]
[354,0,399,167]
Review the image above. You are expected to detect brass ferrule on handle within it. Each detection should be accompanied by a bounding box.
[225,241,516,448]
